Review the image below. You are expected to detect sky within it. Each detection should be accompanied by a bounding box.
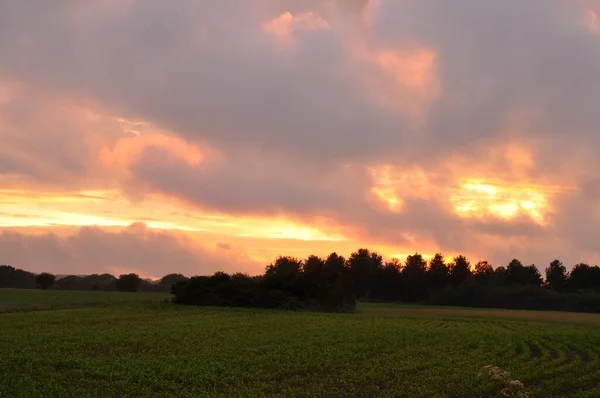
[1,0,600,278]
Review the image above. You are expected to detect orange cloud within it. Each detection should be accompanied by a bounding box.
[263,11,329,45]
[587,9,599,33]
[100,125,204,170]
[0,82,16,106]
[369,164,436,213]
[376,49,438,93]
[376,48,440,118]
[343,44,441,123]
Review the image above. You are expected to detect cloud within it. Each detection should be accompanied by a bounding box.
[128,144,372,219]
[1,1,600,271]
[0,0,427,163]
[0,223,258,277]
[0,83,127,189]
[1,1,598,163]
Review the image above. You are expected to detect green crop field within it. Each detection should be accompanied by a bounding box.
[0,288,170,313]
[1,290,600,397]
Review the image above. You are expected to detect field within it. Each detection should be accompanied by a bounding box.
[1,291,600,397]
[0,289,170,313]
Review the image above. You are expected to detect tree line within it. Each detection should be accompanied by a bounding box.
[3,249,600,313]
[0,265,187,293]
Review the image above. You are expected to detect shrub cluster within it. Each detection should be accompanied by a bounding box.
[172,254,355,313]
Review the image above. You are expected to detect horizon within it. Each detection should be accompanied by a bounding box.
[2,1,600,277]
[3,250,594,282]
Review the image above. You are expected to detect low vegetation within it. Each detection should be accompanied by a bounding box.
[0,289,169,314]
[2,290,600,397]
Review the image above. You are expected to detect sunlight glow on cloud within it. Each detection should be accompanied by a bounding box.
[587,9,599,33]
[100,119,205,169]
[372,48,440,118]
[450,180,552,224]
[0,84,15,105]
[0,188,345,242]
[263,11,329,45]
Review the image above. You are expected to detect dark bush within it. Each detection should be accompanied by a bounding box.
[0,265,36,289]
[35,272,56,290]
[172,255,356,313]
[157,273,189,292]
[116,273,142,292]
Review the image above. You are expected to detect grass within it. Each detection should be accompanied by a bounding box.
[1,290,600,397]
[0,288,169,313]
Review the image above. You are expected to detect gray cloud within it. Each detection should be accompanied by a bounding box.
[129,144,372,218]
[0,223,257,277]
[1,1,598,165]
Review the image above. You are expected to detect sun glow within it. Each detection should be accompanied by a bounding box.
[451,179,556,223]
[371,187,403,213]
[368,162,567,225]
[369,165,408,213]
[0,189,344,242]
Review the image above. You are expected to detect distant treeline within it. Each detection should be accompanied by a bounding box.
[0,265,185,293]
[4,249,600,313]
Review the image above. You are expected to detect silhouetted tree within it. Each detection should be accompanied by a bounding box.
[55,275,81,290]
[545,259,568,292]
[263,256,303,296]
[588,266,600,291]
[94,274,118,290]
[116,273,142,292]
[493,266,508,286]
[506,259,541,286]
[35,273,56,290]
[68,273,118,291]
[347,248,383,299]
[450,255,472,287]
[570,263,590,291]
[426,253,449,292]
[159,273,189,292]
[402,253,427,302]
[0,265,36,289]
[265,256,302,277]
[473,261,495,286]
[139,278,160,292]
[569,263,600,292]
[321,252,354,311]
[524,264,544,287]
[372,259,403,301]
[323,252,348,277]
[302,255,325,300]
[303,255,325,276]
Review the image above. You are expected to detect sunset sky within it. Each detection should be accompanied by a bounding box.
[1,0,600,278]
